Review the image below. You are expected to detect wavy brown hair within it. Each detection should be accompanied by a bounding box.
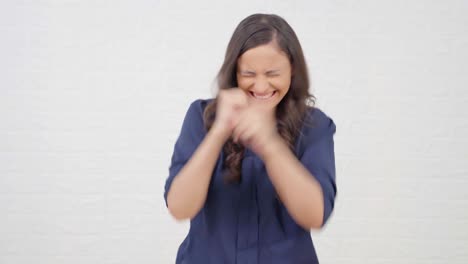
[203,14,315,183]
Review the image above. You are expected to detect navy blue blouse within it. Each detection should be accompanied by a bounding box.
[165,99,337,264]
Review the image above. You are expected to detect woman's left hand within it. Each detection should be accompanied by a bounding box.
[232,106,282,159]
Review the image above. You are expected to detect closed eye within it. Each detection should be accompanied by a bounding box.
[266,70,280,77]
[239,72,255,77]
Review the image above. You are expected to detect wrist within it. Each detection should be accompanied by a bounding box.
[208,123,231,143]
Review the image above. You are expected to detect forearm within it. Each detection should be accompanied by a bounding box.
[167,127,228,220]
[262,139,325,230]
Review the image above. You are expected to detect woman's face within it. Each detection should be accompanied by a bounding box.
[236,42,292,110]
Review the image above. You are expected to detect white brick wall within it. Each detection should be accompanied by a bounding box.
[1,0,467,263]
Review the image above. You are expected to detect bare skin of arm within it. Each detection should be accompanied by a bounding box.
[261,138,325,230]
[233,107,326,230]
[166,126,228,220]
[167,89,247,220]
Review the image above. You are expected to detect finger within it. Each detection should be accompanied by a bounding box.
[230,102,248,129]
[232,94,248,110]
[234,112,257,146]
[226,88,247,103]
[232,112,250,143]
[229,111,242,132]
[239,127,255,147]
[232,121,245,143]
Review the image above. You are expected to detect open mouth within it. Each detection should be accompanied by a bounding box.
[250,91,277,100]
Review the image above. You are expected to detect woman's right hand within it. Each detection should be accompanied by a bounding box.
[211,88,248,140]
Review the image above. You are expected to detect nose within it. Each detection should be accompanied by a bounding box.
[252,77,270,94]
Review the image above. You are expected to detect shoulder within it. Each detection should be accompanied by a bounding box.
[175,98,215,149]
[185,98,214,116]
[295,106,337,152]
[181,98,214,127]
[304,106,336,135]
[178,98,214,139]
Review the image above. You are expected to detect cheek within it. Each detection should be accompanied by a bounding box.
[272,77,291,92]
[237,77,252,90]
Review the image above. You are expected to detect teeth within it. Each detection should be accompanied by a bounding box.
[252,91,275,100]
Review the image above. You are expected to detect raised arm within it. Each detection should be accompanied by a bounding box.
[165,90,248,220]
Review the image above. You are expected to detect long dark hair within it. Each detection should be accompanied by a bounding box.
[203,14,315,183]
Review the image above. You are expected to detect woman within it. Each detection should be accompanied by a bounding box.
[164,13,337,264]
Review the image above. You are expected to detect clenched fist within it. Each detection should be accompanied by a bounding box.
[212,88,283,159]
[211,88,248,139]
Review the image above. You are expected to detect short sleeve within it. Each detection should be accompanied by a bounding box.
[298,108,337,227]
[164,99,208,207]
